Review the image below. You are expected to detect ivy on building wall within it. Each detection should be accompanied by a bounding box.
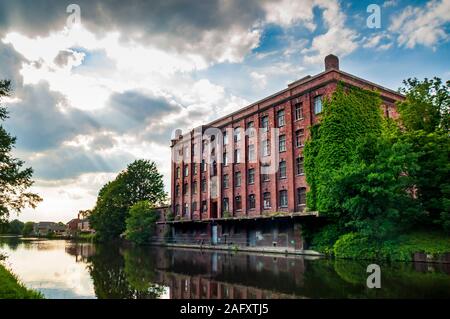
[304,83,383,214]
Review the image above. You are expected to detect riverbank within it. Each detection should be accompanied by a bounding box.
[310,230,450,263]
[0,264,43,299]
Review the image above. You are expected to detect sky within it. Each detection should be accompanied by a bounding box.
[0,0,449,223]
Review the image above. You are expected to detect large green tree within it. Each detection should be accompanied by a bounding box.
[397,77,450,231]
[125,200,159,244]
[90,159,166,241]
[0,80,41,222]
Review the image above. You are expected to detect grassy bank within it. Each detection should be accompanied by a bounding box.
[309,228,450,262]
[0,264,43,299]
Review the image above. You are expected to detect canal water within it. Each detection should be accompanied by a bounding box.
[1,237,450,299]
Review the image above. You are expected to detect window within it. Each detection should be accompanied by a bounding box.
[314,95,323,114]
[175,185,180,197]
[223,198,229,212]
[223,131,228,145]
[176,167,181,178]
[261,116,269,132]
[192,201,197,212]
[262,139,270,156]
[248,194,256,209]
[201,201,207,213]
[277,110,285,127]
[183,183,188,195]
[279,135,286,152]
[201,178,206,192]
[245,145,254,162]
[183,203,189,216]
[263,192,271,209]
[234,149,241,163]
[192,143,197,156]
[234,127,241,142]
[279,160,287,179]
[175,204,180,215]
[247,121,255,137]
[295,129,304,148]
[261,165,270,182]
[297,187,306,206]
[223,174,229,189]
[294,102,303,120]
[279,190,288,208]
[193,164,198,175]
[184,164,189,177]
[201,159,207,172]
[248,168,255,184]
[235,196,242,210]
[211,161,217,176]
[223,152,228,165]
[192,181,197,194]
[296,157,304,175]
[235,171,241,187]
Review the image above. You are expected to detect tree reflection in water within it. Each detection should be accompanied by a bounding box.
[86,244,165,299]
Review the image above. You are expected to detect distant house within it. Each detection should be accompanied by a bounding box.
[77,210,94,233]
[66,218,80,236]
[33,222,66,236]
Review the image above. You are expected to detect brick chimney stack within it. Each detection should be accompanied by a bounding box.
[325,54,339,71]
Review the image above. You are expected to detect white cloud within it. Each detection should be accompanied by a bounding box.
[389,0,450,49]
[263,0,316,30]
[250,71,268,89]
[383,0,398,8]
[363,33,393,51]
[301,0,359,64]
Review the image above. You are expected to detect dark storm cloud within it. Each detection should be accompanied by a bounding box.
[0,0,266,55]
[53,50,76,67]
[30,145,134,180]
[4,81,99,151]
[98,90,182,133]
[0,42,26,88]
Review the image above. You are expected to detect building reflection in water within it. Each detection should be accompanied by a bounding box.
[61,243,450,299]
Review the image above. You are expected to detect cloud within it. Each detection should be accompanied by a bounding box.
[301,0,359,64]
[389,0,450,49]
[0,0,266,64]
[383,0,398,8]
[29,144,134,180]
[4,81,98,151]
[250,71,267,89]
[363,33,393,51]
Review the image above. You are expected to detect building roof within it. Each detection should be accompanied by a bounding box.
[171,55,405,143]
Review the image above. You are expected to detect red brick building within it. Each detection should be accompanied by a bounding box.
[164,55,404,249]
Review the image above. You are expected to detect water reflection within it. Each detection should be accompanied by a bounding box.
[1,237,450,299]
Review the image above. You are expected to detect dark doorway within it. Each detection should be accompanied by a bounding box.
[211,201,218,218]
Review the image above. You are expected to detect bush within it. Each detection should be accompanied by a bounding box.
[333,233,382,260]
[309,224,342,255]
[125,200,159,245]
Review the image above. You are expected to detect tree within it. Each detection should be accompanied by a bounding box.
[397,78,450,232]
[8,219,24,235]
[0,80,42,222]
[90,159,166,241]
[125,200,159,244]
[22,222,35,236]
[397,77,449,133]
[304,84,425,239]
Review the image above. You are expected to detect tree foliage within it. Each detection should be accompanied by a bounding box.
[398,77,449,133]
[0,80,42,221]
[304,79,449,241]
[125,200,159,244]
[90,159,166,241]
